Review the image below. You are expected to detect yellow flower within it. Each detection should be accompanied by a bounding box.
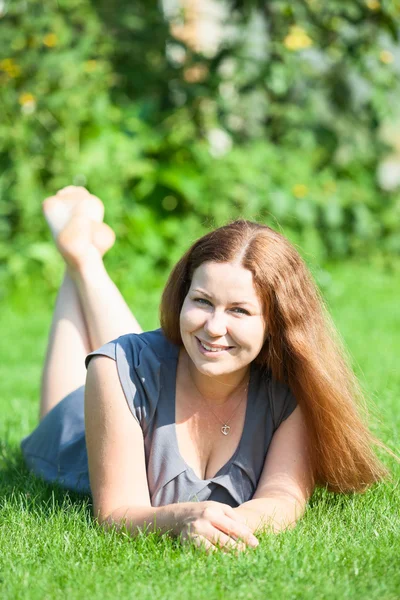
[366,0,380,10]
[9,66,21,77]
[84,60,98,73]
[43,33,58,48]
[0,58,21,77]
[284,26,313,51]
[379,50,394,64]
[18,93,35,105]
[292,184,308,198]
[19,93,37,115]
[0,58,13,70]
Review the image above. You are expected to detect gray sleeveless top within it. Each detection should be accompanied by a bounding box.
[21,329,297,507]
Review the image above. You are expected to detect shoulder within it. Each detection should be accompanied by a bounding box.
[86,328,180,369]
[86,329,180,432]
[119,328,180,359]
[114,329,180,379]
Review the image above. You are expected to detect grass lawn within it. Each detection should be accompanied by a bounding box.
[0,261,399,600]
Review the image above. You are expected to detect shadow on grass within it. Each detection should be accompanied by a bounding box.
[0,440,361,508]
[0,441,182,553]
[0,440,93,517]
[1,438,350,520]
[2,437,392,542]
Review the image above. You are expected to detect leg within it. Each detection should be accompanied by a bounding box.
[68,254,143,352]
[40,187,142,419]
[40,270,91,419]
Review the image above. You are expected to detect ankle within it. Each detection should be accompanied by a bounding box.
[66,249,107,285]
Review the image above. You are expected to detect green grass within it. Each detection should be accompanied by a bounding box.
[0,261,399,600]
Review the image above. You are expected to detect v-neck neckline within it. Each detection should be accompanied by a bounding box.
[169,354,255,482]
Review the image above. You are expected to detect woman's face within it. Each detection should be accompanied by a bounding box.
[180,261,267,379]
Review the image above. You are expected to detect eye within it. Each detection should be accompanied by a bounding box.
[194,297,212,306]
[231,307,250,315]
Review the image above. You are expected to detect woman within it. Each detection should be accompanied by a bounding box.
[22,186,393,554]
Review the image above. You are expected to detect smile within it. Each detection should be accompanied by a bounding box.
[196,337,234,354]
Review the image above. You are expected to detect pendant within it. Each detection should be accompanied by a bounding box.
[221,424,230,435]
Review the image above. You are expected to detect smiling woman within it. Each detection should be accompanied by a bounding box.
[180,262,267,384]
[21,187,398,554]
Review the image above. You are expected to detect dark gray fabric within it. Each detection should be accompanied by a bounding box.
[21,329,297,507]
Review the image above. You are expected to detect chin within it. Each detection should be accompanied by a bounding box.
[190,356,240,378]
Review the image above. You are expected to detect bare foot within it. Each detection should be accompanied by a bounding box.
[91,221,116,257]
[43,186,104,241]
[56,215,116,271]
[42,186,115,262]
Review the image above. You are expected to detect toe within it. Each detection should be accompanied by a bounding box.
[42,196,72,239]
[42,196,58,211]
[88,194,105,222]
[51,187,104,222]
[56,185,90,196]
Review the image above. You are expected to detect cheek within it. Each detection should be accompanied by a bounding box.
[235,320,265,351]
[180,305,205,332]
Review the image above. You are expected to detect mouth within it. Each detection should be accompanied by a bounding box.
[195,337,234,355]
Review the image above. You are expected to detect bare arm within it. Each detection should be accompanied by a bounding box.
[233,405,315,534]
[233,495,305,534]
[85,355,259,551]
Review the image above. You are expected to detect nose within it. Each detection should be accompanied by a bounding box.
[204,309,228,337]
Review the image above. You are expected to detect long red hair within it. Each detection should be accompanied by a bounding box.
[160,220,397,493]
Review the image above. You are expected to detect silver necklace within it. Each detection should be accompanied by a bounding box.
[188,362,249,436]
[205,393,247,436]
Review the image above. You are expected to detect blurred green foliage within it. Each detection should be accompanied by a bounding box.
[1,0,400,296]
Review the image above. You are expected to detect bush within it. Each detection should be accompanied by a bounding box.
[1,0,400,297]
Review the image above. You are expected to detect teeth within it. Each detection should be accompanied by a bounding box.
[200,341,226,352]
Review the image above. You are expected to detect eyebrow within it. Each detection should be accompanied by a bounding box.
[192,288,257,308]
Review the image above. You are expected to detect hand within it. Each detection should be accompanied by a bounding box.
[174,501,259,554]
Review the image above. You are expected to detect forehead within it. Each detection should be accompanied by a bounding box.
[190,261,260,302]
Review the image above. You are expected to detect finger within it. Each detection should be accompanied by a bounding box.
[222,507,259,538]
[209,530,247,554]
[189,534,217,554]
[182,529,246,554]
[209,514,258,547]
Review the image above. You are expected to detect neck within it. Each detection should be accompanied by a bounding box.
[183,350,250,406]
